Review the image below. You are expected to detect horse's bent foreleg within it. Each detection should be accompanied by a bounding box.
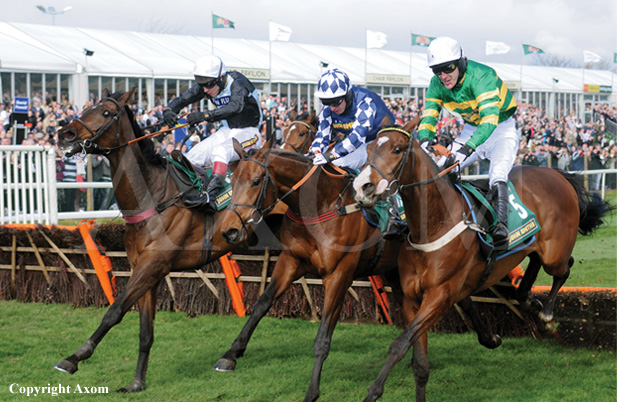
[515,253,543,314]
[303,275,352,402]
[458,296,501,349]
[54,267,164,376]
[214,254,301,372]
[364,287,451,402]
[116,287,157,393]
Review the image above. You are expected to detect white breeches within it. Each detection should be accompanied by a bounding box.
[185,126,261,166]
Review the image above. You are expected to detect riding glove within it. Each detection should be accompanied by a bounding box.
[452,143,474,166]
[163,108,178,127]
[312,152,328,165]
[419,138,431,154]
[187,111,212,126]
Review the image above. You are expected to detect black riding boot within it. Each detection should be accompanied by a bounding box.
[383,195,408,240]
[204,173,225,212]
[184,173,225,212]
[492,181,509,248]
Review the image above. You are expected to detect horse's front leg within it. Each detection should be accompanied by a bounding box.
[303,272,353,402]
[117,286,158,393]
[457,296,501,349]
[214,252,301,372]
[54,265,163,378]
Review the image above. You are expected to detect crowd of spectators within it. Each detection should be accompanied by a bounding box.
[1,91,616,212]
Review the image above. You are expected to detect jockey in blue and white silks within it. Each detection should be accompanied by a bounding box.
[309,69,394,170]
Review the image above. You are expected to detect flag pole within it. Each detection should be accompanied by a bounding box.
[409,33,413,100]
[269,34,273,96]
[365,29,368,86]
[211,12,214,54]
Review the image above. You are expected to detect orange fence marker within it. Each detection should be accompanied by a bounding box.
[219,252,246,317]
[77,220,117,305]
[369,275,392,325]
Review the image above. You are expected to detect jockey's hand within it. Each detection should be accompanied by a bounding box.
[419,138,431,154]
[187,112,212,127]
[312,152,328,165]
[451,143,474,166]
[163,108,178,127]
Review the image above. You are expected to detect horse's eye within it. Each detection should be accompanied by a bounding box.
[299,132,305,137]
[103,110,111,118]
[251,178,261,187]
[393,146,402,154]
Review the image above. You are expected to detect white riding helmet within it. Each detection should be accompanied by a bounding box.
[426,37,464,67]
[193,55,227,84]
[315,69,352,99]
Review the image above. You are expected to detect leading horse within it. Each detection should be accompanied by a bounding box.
[214,138,403,402]
[353,120,614,401]
[53,88,282,392]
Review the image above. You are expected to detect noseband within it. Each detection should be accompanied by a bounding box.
[69,97,126,155]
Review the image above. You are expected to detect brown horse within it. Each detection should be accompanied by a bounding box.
[279,112,318,154]
[53,89,282,392]
[353,120,614,402]
[214,137,404,402]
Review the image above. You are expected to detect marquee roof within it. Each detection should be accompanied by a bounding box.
[0,21,614,93]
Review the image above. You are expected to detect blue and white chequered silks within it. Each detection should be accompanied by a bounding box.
[310,96,377,156]
[316,69,351,98]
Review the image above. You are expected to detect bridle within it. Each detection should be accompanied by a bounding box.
[280,120,316,153]
[69,97,126,155]
[364,127,459,195]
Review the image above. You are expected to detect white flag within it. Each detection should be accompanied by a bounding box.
[485,41,511,55]
[366,30,387,49]
[269,21,292,42]
[583,50,602,63]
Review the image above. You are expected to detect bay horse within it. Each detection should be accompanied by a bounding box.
[353,120,614,402]
[278,112,318,154]
[53,88,283,392]
[214,137,402,402]
[214,129,502,401]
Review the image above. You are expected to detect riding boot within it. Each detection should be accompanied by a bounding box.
[383,195,408,240]
[491,181,509,248]
[203,173,225,212]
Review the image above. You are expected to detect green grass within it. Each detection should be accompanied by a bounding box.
[0,301,615,401]
[531,192,616,287]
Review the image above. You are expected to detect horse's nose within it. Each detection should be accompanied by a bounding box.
[222,228,240,244]
[59,127,77,142]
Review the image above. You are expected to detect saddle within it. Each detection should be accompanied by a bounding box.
[166,150,233,211]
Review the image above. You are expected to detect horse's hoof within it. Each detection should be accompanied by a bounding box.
[479,334,502,349]
[525,297,544,314]
[54,359,77,375]
[539,310,553,323]
[213,357,237,372]
[116,380,146,393]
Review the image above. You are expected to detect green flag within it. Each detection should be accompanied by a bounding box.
[411,33,435,47]
[212,14,235,29]
[614,52,617,64]
[522,44,544,55]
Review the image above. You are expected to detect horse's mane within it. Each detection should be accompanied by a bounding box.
[111,91,164,167]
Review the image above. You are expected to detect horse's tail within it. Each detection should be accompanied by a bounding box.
[557,169,616,235]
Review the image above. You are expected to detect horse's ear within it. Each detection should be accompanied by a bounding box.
[118,88,136,107]
[380,115,392,129]
[309,112,318,127]
[289,110,297,121]
[403,116,420,134]
[102,88,111,98]
[233,138,246,159]
[261,136,274,158]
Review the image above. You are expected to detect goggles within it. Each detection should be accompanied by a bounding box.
[196,76,218,89]
[431,62,458,76]
[321,96,345,107]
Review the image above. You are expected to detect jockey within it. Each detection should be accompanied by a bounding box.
[417,37,519,247]
[163,55,263,211]
[309,69,403,239]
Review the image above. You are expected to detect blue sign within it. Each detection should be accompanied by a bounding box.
[14,97,29,114]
